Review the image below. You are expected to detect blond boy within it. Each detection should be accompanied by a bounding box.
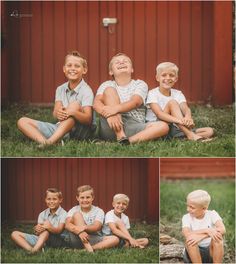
[11,188,67,253]
[146,62,214,141]
[17,51,96,147]
[182,190,226,263]
[93,53,169,144]
[65,185,119,252]
[102,194,149,248]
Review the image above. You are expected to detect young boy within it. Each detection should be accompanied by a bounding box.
[146,62,214,141]
[93,53,169,144]
[65,185,119,252]
[102,193,149,248]
[11,188,67,253]
[182,190,226,263]
[17,51,96,147]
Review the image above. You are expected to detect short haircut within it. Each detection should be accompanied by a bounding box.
[65,50,88,69]
[113,193,130,205]
[187,190,211,208]
[109,53,132,71]
[156,62,179,77]
[76,185,94,197]
[46,188,63,199]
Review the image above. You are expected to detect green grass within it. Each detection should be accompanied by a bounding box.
[160,179,235,263]
[1,103,235,157]
[1,222,158,263]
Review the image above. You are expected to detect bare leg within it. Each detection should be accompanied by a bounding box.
[73,212,93,252]
[92,235,119,250]
[136,238,149,248]
[11,231,33,252]
[185,243,202,263]
[32,230,49,252]
[17,117,47,144]
[164,100,202,141]
[103,87,126,140]
[211,239,224,263]
[129,121,169,143]
[195,127,214,138]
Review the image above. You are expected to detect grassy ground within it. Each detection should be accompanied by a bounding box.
[1,222,158,263]
[160,179,235,264]
[1,103,235,157]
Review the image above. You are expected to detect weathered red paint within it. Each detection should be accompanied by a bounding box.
[1,1,233,105]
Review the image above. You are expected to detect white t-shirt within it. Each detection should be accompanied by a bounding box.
[182,210,222,247]
[96,79,148,122]
[102,209,130,235]
[146,87,186,122]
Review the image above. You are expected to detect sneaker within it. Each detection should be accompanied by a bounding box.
[117,137,130,145]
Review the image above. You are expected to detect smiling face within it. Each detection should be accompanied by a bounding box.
[76,190,94,212]
[45,192,62,212]
[112,199,128,216]
[187,199,207,219]
[109,55,134,77]
[156,68,178,91]
[63,55,87,83]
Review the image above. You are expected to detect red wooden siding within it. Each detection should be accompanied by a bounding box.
[160,158,235,179]
[1,158,159,223]
[1,1,233,105]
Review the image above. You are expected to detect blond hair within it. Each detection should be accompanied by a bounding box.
[108,53,132,71]
[46,188,62,199]
[187,190,211,208]
[76,185,94,197]
[113,193,130,205]
[65,50,88,69]
[156,62,179,77]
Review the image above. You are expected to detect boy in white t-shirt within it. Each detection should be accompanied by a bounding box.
[102,194,148,248]
[65,185,119,252]
[93,53,169,144]
[146,62,214,141]
[182,190,226,263]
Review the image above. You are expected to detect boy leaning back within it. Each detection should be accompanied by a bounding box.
[93,53,169,144]
[146,62,214,141]
[65,185,119,252]
[102,194,149,248]
[11,188,67,253]
[17,51,96,147]
[182,190,226,263]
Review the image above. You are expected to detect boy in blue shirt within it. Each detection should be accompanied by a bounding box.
[17,51,96,147]
[11,188,67,253]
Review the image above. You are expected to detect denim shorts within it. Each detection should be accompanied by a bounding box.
[99,115,146,141]
[37,120,96,140]
[183,246,213,263]
[24,233,38,246]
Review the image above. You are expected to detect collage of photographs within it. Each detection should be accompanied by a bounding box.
[1,1,235,264]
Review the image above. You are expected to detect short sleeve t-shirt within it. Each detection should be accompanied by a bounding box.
[146,87,186,122]
[182,210,222,247]
[37,206,67,227]
[102,209,130,235]
[96,79,148,122]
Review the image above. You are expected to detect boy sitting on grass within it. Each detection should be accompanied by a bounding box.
[182,190,226,263]
[11,188,67,253]
[146,62,214,141]
[102,193,149,248]
[93,53,169,144]
[65,185,119,252]
[17,51,96,148]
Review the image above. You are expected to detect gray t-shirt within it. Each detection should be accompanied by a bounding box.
[38,206,67,227]
[96,79,148,122]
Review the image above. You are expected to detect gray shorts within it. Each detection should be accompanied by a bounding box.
[37,120,96,140]
[66,232,103,249]
[168,123,196,139]
[24,233,38,246]
[99,115,147,141]
[183,246,213,263]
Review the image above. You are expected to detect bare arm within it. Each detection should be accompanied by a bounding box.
[41,220,65,234]
[182,227,209,246]
[84,220,102,234]
[66,105,93,125]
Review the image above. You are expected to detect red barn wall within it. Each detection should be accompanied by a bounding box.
[160,158,235,179]
[1,1,233,105]
[1,158,159,223]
